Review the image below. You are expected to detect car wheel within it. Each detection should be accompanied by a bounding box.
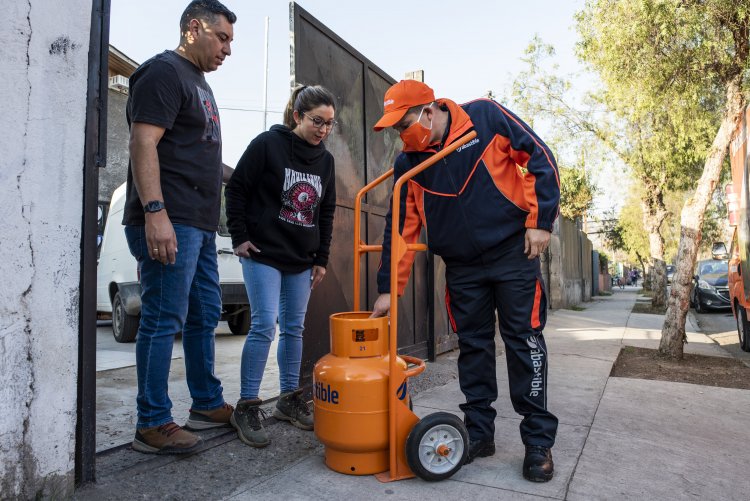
[112,291,139,343]
[738,306,750,353]
[227,307,250,336]
[694,293,704,313]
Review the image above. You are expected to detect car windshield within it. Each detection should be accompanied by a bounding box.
[697,260,728,286]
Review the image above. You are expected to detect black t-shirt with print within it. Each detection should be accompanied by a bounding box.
[122,50,222,231]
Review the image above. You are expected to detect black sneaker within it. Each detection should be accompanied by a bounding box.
[523,445,554,482]
[463,439,496,465]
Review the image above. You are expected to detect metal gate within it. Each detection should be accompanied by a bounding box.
[291,3,432,388]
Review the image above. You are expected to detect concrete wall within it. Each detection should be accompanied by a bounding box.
[0,1,92,497]
[547,217,596,309]
[100,88,129,204]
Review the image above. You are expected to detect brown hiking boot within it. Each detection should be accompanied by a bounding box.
[185,402,234,430]
[132,422,202,454]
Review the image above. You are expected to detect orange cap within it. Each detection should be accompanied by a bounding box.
[373,80,435,131]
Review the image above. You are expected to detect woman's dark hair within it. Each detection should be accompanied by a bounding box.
[180,0,237,34]
[284,84,337,130]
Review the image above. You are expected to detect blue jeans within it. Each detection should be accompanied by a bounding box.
[125,224,225,429]
[240,258,312,399]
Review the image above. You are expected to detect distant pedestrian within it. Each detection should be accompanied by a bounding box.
[123,0,237,454]
[370,80,560,482]
[225,84,337,447]
[630,269,638,287]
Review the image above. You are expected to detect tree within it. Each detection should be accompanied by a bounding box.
[504,42,599,223]
[510,36,711,310]
[560,166,597,221]
[578,0,750,358]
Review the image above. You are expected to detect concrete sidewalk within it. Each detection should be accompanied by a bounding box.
[76,289,750,500]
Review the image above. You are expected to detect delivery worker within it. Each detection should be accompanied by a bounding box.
[370,80,560,482]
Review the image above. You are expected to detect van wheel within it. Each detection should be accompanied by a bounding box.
[227,307,250,336]
[737,306,750,352]
[112,292,139,343]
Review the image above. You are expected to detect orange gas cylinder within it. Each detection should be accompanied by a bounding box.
[313,312,409,475]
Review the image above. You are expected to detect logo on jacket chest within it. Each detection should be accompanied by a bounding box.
[279,168,322,227]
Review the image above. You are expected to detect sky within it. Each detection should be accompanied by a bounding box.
[110,0,587,158]
[109,0,623,214]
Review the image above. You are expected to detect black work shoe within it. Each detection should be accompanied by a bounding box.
[231,399,270,448]
[523,445,554,482]
[463,439,496,465]
[273,389,313,430]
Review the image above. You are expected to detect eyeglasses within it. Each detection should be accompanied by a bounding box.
[302,112,337,131]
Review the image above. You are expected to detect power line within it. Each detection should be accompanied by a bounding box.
[219,106,284,114]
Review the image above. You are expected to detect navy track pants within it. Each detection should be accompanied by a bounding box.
[444,234,558,447]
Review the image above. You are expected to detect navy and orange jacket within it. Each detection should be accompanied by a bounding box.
[377,98,560,295]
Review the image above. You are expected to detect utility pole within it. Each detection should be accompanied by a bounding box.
[405,70,424,82]
[262,16,270,130]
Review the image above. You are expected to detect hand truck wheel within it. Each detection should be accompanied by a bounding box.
[405,412,468,481]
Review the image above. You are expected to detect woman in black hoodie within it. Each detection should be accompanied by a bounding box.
[225,85,336,447]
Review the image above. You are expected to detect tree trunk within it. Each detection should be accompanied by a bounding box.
[636,251,650,291]
[642,193,668,307]
[660,79,745,359]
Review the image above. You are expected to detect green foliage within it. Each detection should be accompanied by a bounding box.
[598,251,610,273]
[505,36,616,222]
[560,166,596,220]
[576,0,745,188]
[615,193,650,263]
[574,0,746,279]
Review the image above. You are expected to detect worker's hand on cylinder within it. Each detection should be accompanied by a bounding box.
[370,293,391,318]
[524,228,551,260]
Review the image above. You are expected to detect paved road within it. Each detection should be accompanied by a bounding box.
[690,306,750,366]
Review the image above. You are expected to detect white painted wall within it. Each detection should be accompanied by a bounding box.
[0,0,92,497]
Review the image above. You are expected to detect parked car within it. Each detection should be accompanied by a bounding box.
[666,265,675,284]
[96,183,249,342]
[690,258,730,313]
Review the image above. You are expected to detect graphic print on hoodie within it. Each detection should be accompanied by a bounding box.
[280,168,322,227]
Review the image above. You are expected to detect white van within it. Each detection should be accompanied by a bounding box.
[96,183,249,342]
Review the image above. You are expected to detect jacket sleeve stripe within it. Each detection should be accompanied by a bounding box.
[396,180,423,295]
[492,102,560,187]
[488,100,560,230]
[483,134,532,212]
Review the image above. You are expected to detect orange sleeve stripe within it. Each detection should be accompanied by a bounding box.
[397,181,423,295]
[531,279,542,329]
[489,101,560,187]
[482,134,532,212]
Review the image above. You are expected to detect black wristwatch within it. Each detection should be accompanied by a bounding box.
[143,200,165,213]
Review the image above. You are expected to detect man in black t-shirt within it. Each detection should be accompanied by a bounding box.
[122,0,237,455]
